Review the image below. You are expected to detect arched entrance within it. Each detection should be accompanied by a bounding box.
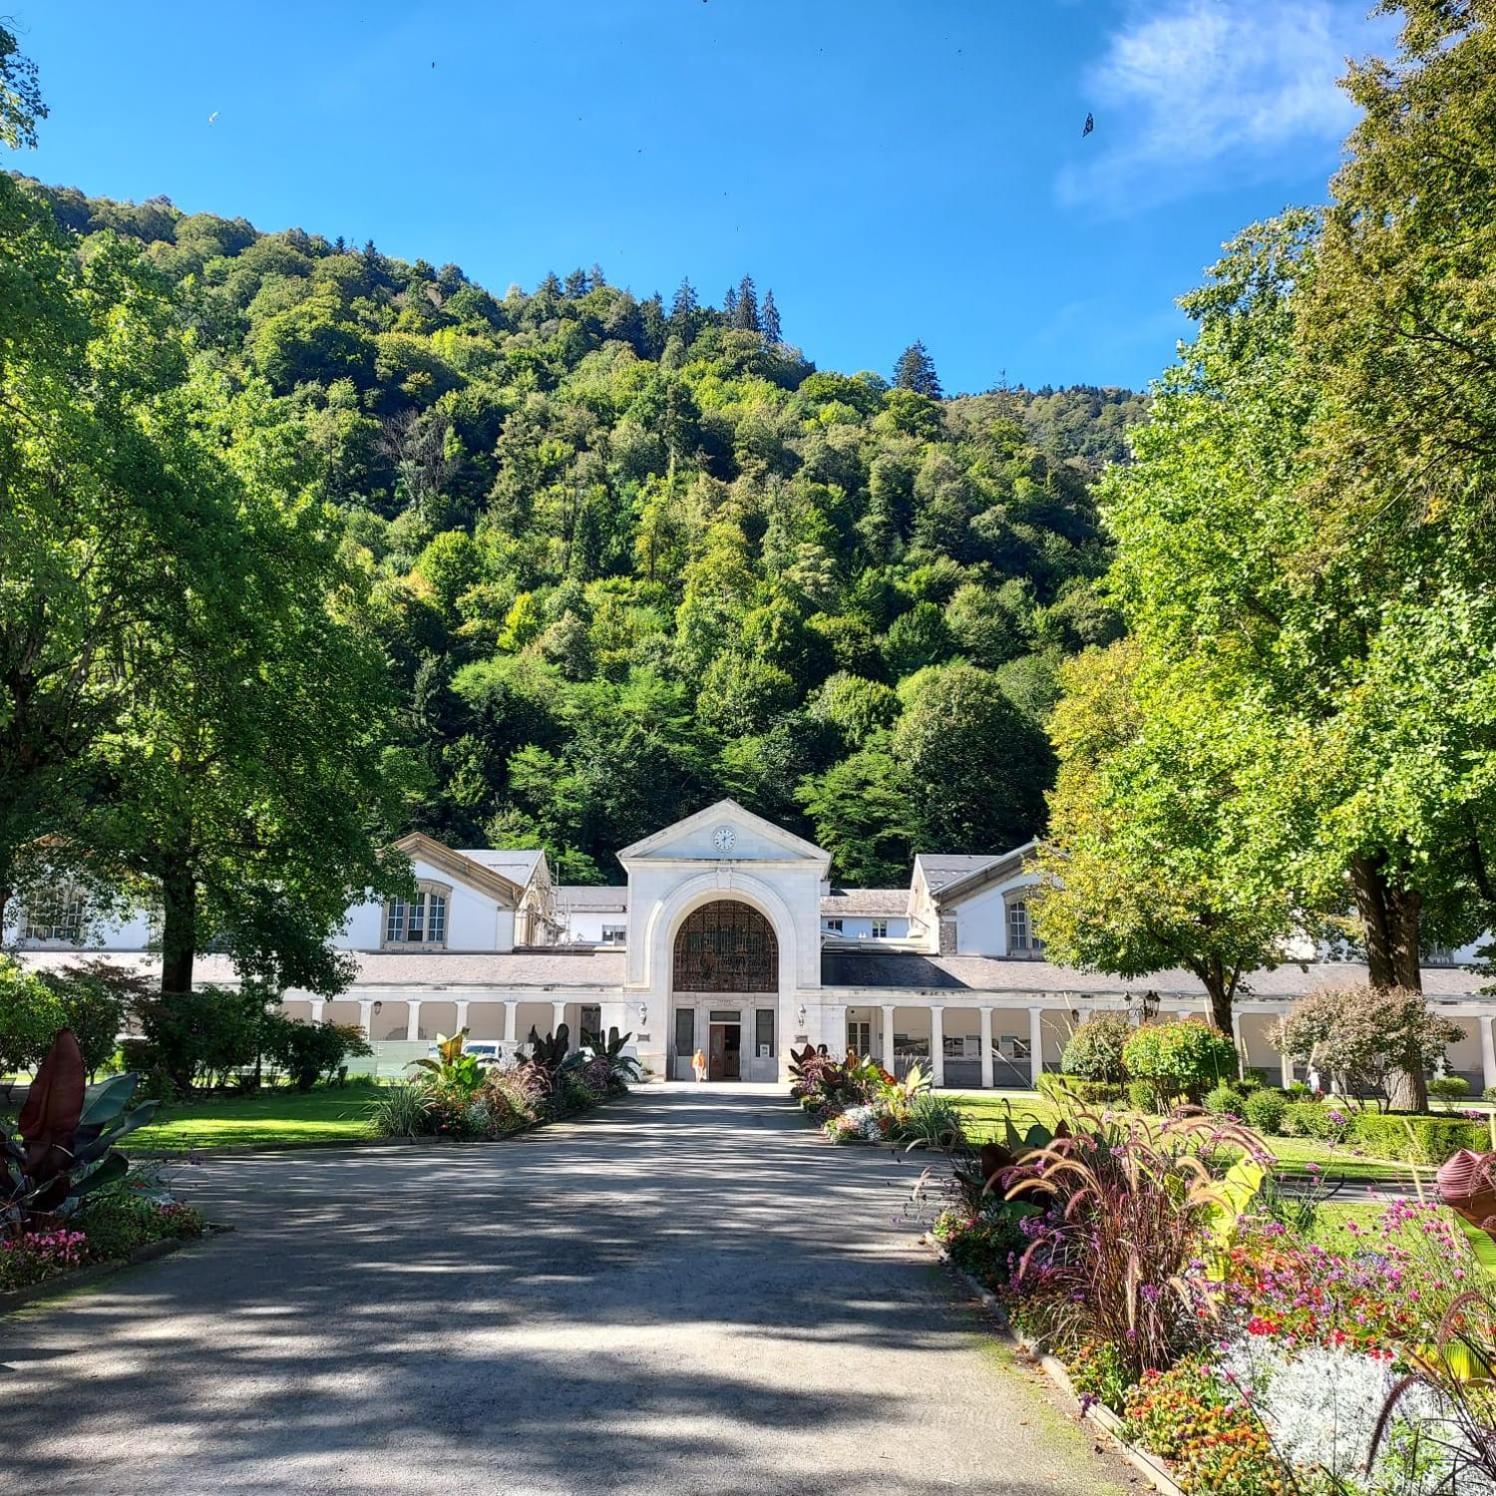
[671,900,779,1082]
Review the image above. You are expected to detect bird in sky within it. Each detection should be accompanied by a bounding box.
[207,110,219,126]
[1082,111,1094,137]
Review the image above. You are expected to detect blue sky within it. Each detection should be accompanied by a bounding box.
[11,0,1395,393]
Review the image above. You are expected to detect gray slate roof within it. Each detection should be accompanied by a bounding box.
[915,854,1004,895]
[459,849,544,886]
[820,951,1490,1001]
[17,948,627,993]
[554,885,629,911]
[820,889,909,916]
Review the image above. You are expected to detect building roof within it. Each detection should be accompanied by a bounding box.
[16,948,628,993]
[392,832,525,903]
[458,849,544,887]
[915,854,1004,895]
[820,889,909,916]
[820,951,1490,1001]
[555,885,629,912]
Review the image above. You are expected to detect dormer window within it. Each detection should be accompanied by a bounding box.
[1006,895,1041,958]
[23,885,86,943]
[384,882,450,949]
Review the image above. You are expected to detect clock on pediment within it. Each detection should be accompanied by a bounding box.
[711,824,737,855]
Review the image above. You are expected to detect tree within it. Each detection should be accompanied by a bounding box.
[796,735,914,885]
[0,21,46,149]
[731,274,760,332]
[670,277,698,322]
[891,664,1052,853]
[1033,642,1298,1032]
[807,673,901,750]
[892,340,942,398]
[86,376,409,998]
[883,602,953,678]
[760,288,782,345]
[1270,985,1461,1112]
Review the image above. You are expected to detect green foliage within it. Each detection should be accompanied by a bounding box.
[76,1181,204,1260]
[0,957,67,1082]
[1202,1083,1244,1118]
[1242,1088,1287,1136]
[39,961,146,1078]
[366,1081,433,1140]
[259,1012,371,1091]
[1121,1021,1239,1103]
[1429,1075,1472,1104]
[1058,1012,1131,1083]
[1279,1100,1352,1143]
[1036,1072,1125,1107]
[1127,1078,1161,1113]
[410,1029,485,1094]
[124,986,267,1095]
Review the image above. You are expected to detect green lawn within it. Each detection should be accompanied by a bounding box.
[120,1080,385,1152]
[942,1090,1415,1183]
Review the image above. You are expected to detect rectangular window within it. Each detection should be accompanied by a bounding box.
[755,1008,775,1057]
[894,1033,930,1058]
[1001,1035,1032,1060]
[23,887,85,943]
[674,1007,695,1058]
[386,890,447,946]
[825,919,843,933]
[709,1009,740,1023]
[580,1004,602,1048]
[870,919,889,938]
[601,924,626,945]
[385,898,407,944]
[1007,900,1030,953]
[426,893,446,944]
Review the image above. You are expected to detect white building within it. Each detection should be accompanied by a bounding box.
[10,801,1496,1091]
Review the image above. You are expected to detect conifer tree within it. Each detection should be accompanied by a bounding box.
[722,284,739,322]
[761,288,782,345]
[670,277,698,321]
[732,273,760,332]
[892,340,942,398]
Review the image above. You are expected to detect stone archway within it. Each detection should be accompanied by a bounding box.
[671,900,780,1082]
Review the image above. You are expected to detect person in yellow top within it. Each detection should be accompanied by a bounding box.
[692,1047,707,1083]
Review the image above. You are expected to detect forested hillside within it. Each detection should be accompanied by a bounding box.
[24,178,1145,883]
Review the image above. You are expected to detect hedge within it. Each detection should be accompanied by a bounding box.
[1348,1112,1486,1166]
[1036,1073,1126,1107]
[1279,1100,1354,1142]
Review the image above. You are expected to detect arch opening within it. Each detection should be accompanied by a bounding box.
[670,899,780,1082]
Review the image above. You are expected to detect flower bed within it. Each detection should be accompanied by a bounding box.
[788,1046,963,1149]
[930,1103,1496,1494]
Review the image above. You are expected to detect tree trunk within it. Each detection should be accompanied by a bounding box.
[159,863,197,998]
[1350,853,1427,1110]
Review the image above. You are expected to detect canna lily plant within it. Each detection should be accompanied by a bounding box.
[1,1028,159,1234]
[411,1030,484,1094]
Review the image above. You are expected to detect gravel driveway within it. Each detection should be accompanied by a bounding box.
[0,1084,1128,1495]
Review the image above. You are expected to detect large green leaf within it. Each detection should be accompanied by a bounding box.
[80,1072,141,1127]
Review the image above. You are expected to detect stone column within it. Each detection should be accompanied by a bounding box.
[881,1004,896,1071]
[1481,1015,1496,1097]
[358,999,374,1038]
[979,1007,995,1090]
[930,1006,945,1088]
[504,1000,519,1044]
[309,998,326,1024]
[1230,1008,1246,1080]
[1027,1007,1044,1089]
[552,1000,568,1046]
[454,1000,470,1034]
[1279,1050,1294,1089]
[405,1000,422,1042]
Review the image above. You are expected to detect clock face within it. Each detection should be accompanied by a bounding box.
[712,825,737,854]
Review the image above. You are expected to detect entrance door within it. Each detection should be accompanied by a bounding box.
[708,1010,742,1080]
[847,1019,872,1058]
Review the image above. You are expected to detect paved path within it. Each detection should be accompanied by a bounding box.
[0,1085,1128,1496]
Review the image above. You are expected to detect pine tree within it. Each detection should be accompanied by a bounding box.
[732,273,760,332]
[670,277,698,321]
[892,340,942,398]
[760,288,782,345]
[723,285,739,322]
[563,267,589,298]
[588,262,607,289]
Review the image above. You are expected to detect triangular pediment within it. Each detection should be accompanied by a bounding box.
[393,832,524,906]
[616,800,830,872]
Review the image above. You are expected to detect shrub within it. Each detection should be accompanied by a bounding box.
[899,1091,965,1149]
[1349,1111,1483,1165]
[130,984,266,1093]
[260,1011,371,1090]
[1121,1020,1239,1103]
[367,1081,434,1138]
[1243,1088,1288,1136]
[0,1229,88,1291]
[40,960,146,1077]
[1204,1083,1245,1118]
[0,958,67,1089]
[77,1186,204,1261]
[1058,1013,1132,1083]
[1485,1086,1496,1104]
[1429,1075,1471,1104]
[1127,1078,1161,1113]
[1280,1099,1353,1141]
[1036,1073,1125,1107]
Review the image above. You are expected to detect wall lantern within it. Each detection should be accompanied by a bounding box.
[371,1001,383,1016]
[796,1004,807,1027]
[637,1001,648,1023]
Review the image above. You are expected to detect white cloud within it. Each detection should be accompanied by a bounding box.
[1059,0,1394,213]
